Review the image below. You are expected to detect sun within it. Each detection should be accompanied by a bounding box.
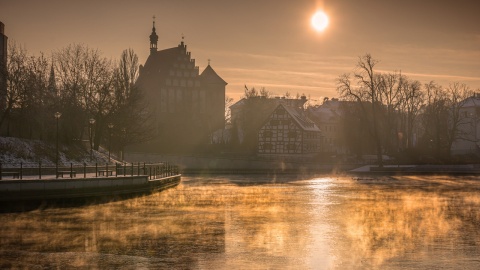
[311,11,329,32]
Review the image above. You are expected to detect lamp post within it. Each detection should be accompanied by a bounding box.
[121,127,126,161]
[108,123,114,163]
[54,112,62,178]
[89,118,95,160]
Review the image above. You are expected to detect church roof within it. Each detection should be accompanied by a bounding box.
[200,65,227,85]
[142,47,179,77]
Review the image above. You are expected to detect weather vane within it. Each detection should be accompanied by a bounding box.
[208,59,211,65]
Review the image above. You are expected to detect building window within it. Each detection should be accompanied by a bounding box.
[278,131,284,141]
[270,119,279,126]
[288,131,297,139]
[264,143,273,150]
[263,130,272,138]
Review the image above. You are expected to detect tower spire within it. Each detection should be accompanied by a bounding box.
[149,15,158,55]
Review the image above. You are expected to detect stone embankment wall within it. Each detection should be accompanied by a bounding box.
[0,175,180,201]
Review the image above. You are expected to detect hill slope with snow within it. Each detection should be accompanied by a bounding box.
[0,137,114,166]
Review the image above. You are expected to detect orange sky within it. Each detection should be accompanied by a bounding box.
[1,0,479,103]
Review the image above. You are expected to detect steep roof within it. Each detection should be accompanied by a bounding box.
[141,47,179,77]
[461,94,480,107]
[280,104,320,132]
[200,65,227,85]
[308,102,340,122]
[230,96,305,110]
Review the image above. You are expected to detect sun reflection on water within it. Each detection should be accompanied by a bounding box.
[0,175,480,269]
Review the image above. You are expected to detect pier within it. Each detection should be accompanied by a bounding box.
[0,162,181,203]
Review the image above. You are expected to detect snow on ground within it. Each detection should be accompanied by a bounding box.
[0,136,119,167]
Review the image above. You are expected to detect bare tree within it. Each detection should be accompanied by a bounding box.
[55,44,116,147]
[110,48,154,152]
[419,81,472,160]
[337,54,384,167]
[1,43,28,133]
[445,82,473,156]
[225,95,234,125]
[398,77,424,149]
[376,72,403,153]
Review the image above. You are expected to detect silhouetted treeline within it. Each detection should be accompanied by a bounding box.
[1,43,153,153]
[335,54,476,164]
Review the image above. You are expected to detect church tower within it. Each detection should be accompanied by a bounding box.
[149,16,158,55]
[134,20,227,153]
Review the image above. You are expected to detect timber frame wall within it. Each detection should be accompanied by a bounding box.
[257,105,321,156]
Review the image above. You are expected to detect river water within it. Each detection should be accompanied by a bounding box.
[1,174,480,269]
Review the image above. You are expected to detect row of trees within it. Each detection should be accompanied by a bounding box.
[1,43,152,156]
[337,54,475,165]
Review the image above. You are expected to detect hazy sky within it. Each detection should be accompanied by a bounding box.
[1,0,479,102]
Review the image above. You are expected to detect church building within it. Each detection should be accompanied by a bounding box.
[135,19,227,153]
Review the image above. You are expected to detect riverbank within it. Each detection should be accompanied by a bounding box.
[0,174,181,212]
[350,164,480,175]
[125,152,480,175]
[126,152,358,174]
[0,175,181,201]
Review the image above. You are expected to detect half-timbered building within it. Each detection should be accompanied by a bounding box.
[258,103,322,157]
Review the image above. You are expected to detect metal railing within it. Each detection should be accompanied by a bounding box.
[0,162,180,180]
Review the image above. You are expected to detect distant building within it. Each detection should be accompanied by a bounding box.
[306,98,346,154]
[135,19,227,153]
[307,98,381,160]
[258,103,322,157]
[230,96,308,144]
[230,96,322,158]
[0,21,7,111]
[451,93,480,156]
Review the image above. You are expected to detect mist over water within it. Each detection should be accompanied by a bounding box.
[1,174,480,269]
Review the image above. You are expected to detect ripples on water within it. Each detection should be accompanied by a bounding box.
[1,174,480,269]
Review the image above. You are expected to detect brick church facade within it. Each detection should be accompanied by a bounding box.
[135,19,227,153]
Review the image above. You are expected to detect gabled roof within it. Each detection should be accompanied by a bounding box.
[279,104,320,132]
[461,94,480,108]
[230,96,306,110]
[142,47,179,76]
[200,65,227,85]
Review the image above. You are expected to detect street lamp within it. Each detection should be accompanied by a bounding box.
[108,123,114,163]
[54,112,62,178]
[121,127,126,161]
[89,118,95,160]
